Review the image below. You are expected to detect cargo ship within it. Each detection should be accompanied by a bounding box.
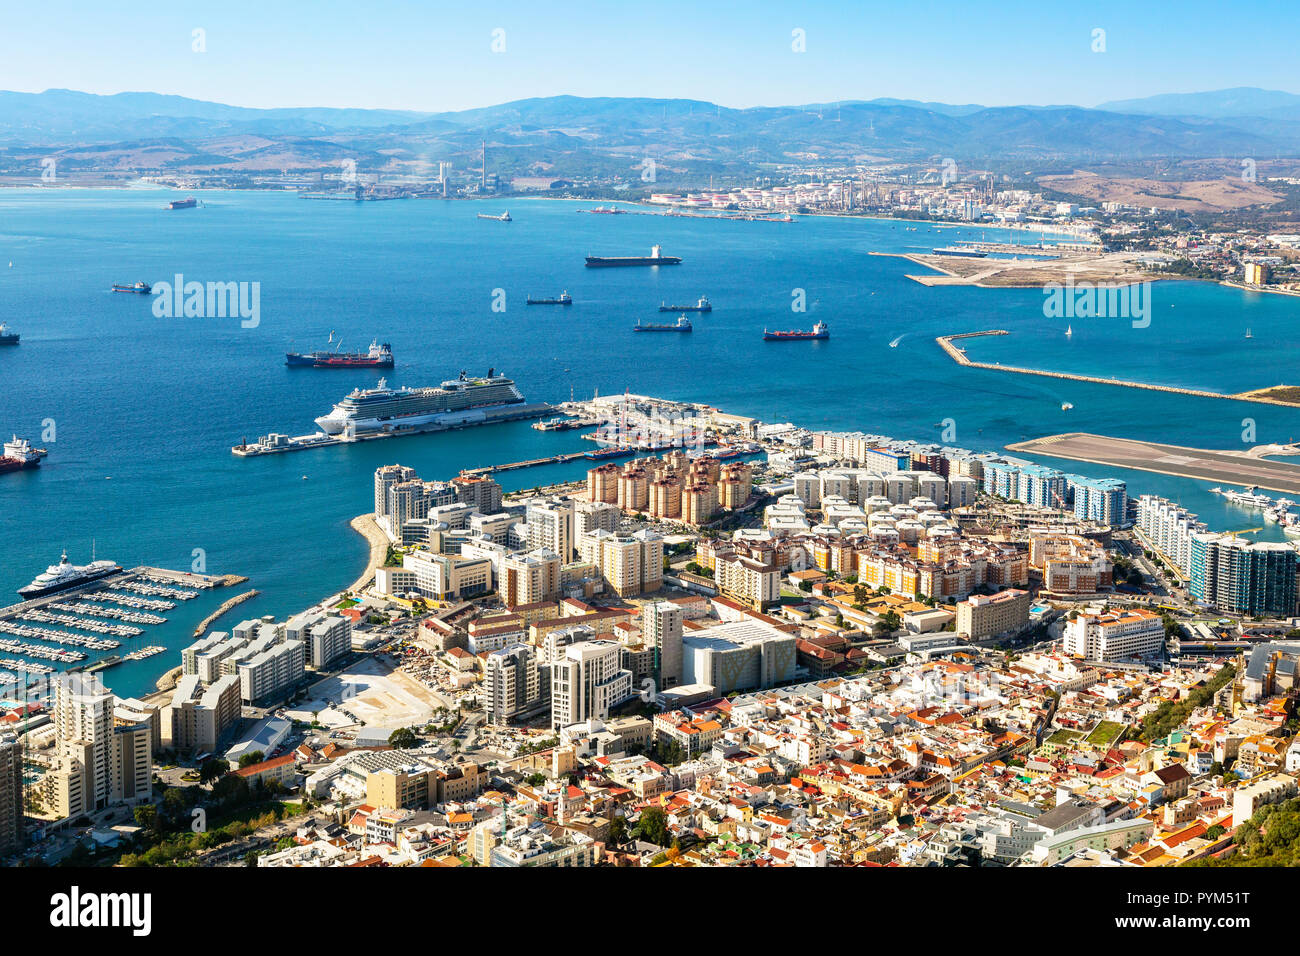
[478,211,512,222]
[584,446,637,461]
[659,296,711,313]
[932,246,988,258]
[764,321,828,341]
[18,551,122,599]
[112,281,152,294]
[634,315,692,332]
[586,245,681,267]
[526,292,573,306]
[532,417,585,431]
[286,338,394,368]
[167,197,198,210]
[0,324,18,346]
[314,369,543,436]
[0,436,47,474]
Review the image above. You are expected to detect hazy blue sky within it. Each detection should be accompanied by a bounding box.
[0,0,1293,112]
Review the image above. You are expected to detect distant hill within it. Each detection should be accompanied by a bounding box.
[1,88,1298,163]
[1097,87,1300,120]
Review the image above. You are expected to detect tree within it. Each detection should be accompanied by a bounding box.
[238,750,265,769]
[199,758,229,786]
[133,804,158,834]
[635,806,670,847]
[388,727,419,749]
[607,815,628,846]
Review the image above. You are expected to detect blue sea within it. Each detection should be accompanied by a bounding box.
[1,188,1298,697]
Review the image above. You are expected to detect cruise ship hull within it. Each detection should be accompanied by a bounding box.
[315,401,550,436]
[18,565,121,599]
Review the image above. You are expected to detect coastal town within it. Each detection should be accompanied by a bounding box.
[5,393,1299,871]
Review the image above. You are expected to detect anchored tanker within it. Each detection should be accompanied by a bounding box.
[314,369,548,436]
[586,244,681,267]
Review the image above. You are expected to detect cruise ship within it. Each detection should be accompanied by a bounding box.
[18,551,122,599]
[314,369,542,436]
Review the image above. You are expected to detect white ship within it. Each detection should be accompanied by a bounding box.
[1216,486,1274,509]
[314,369,534,436]
[18,551,122,599]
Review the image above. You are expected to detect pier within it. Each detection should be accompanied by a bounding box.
[192,589,260,638]
[459,451,592,477]
[937,330,1300,407]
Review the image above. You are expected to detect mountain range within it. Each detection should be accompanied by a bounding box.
[1,88,1298,173]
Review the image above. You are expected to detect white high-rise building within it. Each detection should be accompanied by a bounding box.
[1064,608,1164,662]
[527,498,575,562]
[642,601,684,689]
[550,640,633,730]
[484,643,545,724]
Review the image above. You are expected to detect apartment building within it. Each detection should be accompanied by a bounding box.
[484,643,546,724]
[550,640,634,730]
[1064,608,1164,662]
[715,552,780,610]
[577,528,664,597]
[956,588,1031,640]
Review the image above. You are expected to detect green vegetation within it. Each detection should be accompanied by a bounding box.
[237,750,265,768]
[1085,721,1125,749]
[1186,797,1300,867]
[1140,664,1236,742]
[635,806,670,847]
[1047,729,1083,746]
[388,727,419,749]
[684,562,713,578]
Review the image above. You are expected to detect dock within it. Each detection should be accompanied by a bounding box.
[937,330,1300,407]
[1006,433,1300,495]
[459,451,592,477]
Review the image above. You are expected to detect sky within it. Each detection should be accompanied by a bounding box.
[0,0,1294,113]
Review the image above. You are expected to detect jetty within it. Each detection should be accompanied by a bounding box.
[192,589,259,637]
[937,330,1300,408]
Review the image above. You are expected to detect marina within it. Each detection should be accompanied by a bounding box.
[0,565,245,693]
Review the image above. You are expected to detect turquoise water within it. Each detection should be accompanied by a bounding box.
[1,188,1297,697]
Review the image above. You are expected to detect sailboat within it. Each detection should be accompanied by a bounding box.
[1245,328,1253,339]
[1065,325,1072,337]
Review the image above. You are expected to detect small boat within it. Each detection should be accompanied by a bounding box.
[526,291,573,306]
[112,281,152,294]
[1245,328,1253,339]
[0,324,18,346]
[478,211,511,222]
[764,321,828,341]
[1061,402,1073,410]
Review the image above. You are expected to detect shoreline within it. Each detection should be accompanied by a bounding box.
[347,513,390,595]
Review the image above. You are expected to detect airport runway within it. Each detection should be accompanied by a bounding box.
[1006,432,1300,495]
